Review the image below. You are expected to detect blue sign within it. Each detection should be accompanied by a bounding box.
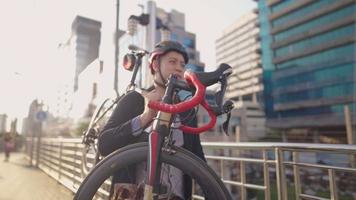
[36,111,47,122]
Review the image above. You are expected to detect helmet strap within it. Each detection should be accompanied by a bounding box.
[153,57,167,89]
[154,79,166,89]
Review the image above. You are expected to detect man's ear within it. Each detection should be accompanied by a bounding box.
[152,59,159,73]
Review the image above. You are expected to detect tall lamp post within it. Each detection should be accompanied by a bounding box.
[114,0,120,96]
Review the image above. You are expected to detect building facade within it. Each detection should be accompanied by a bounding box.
[257,0,356,143]
[71,16,102,91]
[215,11,266,141]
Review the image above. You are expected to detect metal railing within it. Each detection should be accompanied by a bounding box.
[25,138,356,200]
[202,142,356,200]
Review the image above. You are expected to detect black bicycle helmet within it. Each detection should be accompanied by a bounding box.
[148,40,189,74]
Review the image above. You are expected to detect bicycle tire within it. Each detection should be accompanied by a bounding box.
[81,97,121,177]
[75,142,232,200]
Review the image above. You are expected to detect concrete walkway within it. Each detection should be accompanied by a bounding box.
[0,153,74,200]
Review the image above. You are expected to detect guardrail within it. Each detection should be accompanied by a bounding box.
[25,137,356,200]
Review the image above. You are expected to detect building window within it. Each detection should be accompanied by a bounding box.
[92,83,97,99]
[170,33,179,42]
[99,61,104,73]
[188,52,195,60]
[183,37,195,49]
[186,63,203,72]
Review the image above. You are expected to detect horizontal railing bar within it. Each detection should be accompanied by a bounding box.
[299,193,330,200]
[284,161,356,172]
[206,155,276,164]
[202,142,356,153]
[42,138,82,143]
[222,180,266,190]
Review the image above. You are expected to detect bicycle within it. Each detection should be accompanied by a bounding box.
[76,46,234,200]
[81,45,149,176]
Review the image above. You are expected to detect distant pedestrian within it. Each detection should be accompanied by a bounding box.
[3,132,14,162]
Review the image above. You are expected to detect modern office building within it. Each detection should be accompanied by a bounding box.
[257,0,356,143]
[71,16,102,91]
[215,10,265,141]
[216,10,263,102]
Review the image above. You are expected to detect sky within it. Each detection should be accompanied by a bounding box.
[0,0,256,123]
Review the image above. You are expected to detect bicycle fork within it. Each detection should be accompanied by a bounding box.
[144,111,172,200]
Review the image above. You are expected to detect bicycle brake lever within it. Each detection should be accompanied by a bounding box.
[222,100,234,113]
[222,100,234,135]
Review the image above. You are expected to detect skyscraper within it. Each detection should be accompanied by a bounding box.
[71,16,102,91]
[257,0,356,143]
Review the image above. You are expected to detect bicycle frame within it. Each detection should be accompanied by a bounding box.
[143,70,229,199]
[144,76,176,199]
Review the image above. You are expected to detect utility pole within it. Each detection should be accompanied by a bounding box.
[114,0,120,96]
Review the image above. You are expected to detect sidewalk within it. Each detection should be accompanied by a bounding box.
[0,153,74,200]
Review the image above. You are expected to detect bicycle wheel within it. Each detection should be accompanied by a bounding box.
[75,142,232,200]
[81,97,119,176]
[81,139,101,176]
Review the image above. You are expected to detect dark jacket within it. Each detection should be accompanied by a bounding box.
[98,90,205,199]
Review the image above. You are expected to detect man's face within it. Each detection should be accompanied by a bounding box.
[153,51,186,82]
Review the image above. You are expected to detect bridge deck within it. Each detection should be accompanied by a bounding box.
[0,153,74,200]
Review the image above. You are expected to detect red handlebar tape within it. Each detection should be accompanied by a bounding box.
[148,71,217,134]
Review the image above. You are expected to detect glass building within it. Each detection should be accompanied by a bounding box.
[257,0,355,143]
[214,10,266,142]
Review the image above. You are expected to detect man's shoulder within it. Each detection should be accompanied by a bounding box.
[120,90,145,102]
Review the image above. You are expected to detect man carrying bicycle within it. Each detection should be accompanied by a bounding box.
[98,40,205,200]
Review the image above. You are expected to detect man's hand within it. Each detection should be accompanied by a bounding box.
[139,89,164,127]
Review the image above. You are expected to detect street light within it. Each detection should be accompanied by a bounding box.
[127,13,170,39]
[126,1,171,88]
[114,0,120,96]
[127,14,149,36]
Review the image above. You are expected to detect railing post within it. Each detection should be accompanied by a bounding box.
[328,169,338,200]
[35,124,43,168]
[29,134,35,166]
[293,152,301,200]
[73,143,78,188]
[275,148,287,200]
[240,160,246,200]
[263,150,271,200]
[220,159,224,180]
[58,141,63,181]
